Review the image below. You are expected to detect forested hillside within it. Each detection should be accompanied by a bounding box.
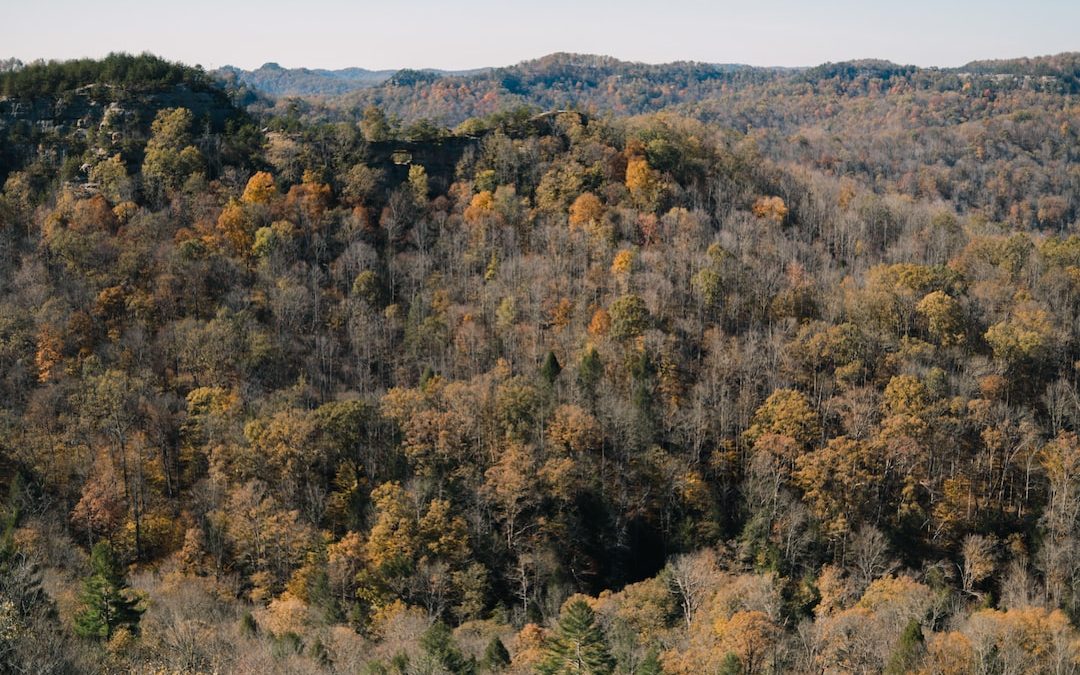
[1,52,1080,673]
[218,53,755,103]
[215,63,488,98]
[237,52,1080,125]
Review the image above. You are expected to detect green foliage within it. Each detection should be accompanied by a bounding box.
[884,619,924,675]
[0,52,215,97]
[608,294,650,341]
[577,346,603,399]
[483,635,511,671]
[409,164,430,204]
[541,351,562,384]
[142,107,205,193]
[985,307,1057,370]
[272,631,304,658]
[718,653,744,675]
[361,105,392,141]
[421,621,475,675]
[538,599,615,675]
[240,611,258,636]
[403,118,448,142]
[73,541,143,640]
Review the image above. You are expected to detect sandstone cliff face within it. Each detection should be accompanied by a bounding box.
[0,84,243,183]
[1,84,237,132]
[363,137,480,195]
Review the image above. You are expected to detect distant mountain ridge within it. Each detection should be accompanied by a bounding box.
[216,51,1080,101]
[216,51,1080,127]
[215,61,488,97]
[215,53,768,99]
[245,53,788,125]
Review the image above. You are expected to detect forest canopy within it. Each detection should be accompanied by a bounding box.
[0,51,1079,673]
[0,52,217,98]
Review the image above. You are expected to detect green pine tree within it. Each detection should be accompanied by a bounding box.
[577,346,603,400]
[421,620,475,675]
[541,351,562,384]
[884,618,924,675]
[537,598,615,675]
[483,635,511,671]
[73,541,143,640]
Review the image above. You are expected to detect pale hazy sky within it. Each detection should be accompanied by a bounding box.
[4,0,1078,71]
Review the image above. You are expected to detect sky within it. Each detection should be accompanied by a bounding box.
[4,0,1078,71]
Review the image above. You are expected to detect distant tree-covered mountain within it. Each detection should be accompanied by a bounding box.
[230,51,1080,128]
[214,61,488,97]
[320,53,783,125]
[960,51,1080,78]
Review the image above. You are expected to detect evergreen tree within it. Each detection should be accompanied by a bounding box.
[421,620,475,675]
[483,635,511,671]
[541,351,562,385]
[73,541,143,640]
[537,598,615,675]
[305,556,343,623]
[884,619,924,675]
[577,346,603,401]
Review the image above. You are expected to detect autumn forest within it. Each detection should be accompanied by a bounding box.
[1,50,1080,673]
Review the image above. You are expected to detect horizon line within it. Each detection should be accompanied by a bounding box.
[4,49,1079,75]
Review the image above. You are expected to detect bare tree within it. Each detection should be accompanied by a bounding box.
[847,526,898,594]
[666,548,720,629]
